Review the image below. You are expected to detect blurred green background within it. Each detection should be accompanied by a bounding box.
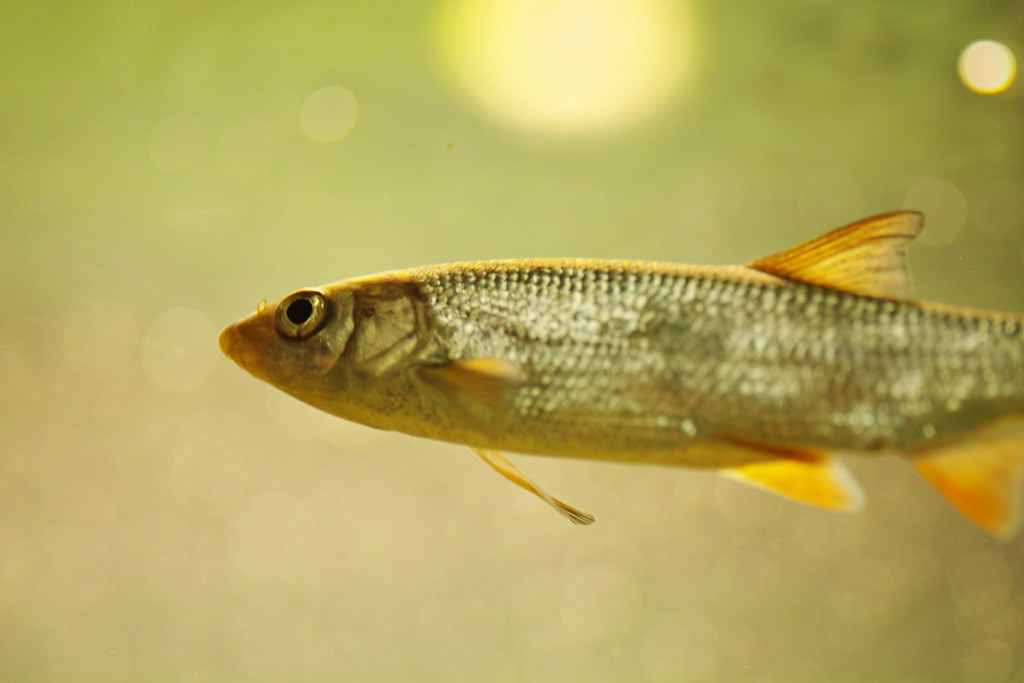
[2,1,1024,680]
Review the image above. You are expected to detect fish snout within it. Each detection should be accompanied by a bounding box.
[218,318,272,378]
[219,324,252,373]
[218,324,238,358]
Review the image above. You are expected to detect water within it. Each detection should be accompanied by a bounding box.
[1,1,1022,680]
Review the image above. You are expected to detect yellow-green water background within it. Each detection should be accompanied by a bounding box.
[3,2,1024,680]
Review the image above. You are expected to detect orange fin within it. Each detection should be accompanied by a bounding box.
[723,452,865,512]
[471,448,595,525]
[747,210,924,299]
[911,417,1024,538]
[419,358,523,414]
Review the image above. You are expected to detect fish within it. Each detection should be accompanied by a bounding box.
[219,211,1024,537]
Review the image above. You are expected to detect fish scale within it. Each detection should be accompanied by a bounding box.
[415,260,1024,459]
[219,211,1024,535]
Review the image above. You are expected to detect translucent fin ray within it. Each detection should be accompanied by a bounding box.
[471,448,595,525]
[723,450,865,512]
[911,417,1024,538]
[419,358,522,414]
[748,210,924,299]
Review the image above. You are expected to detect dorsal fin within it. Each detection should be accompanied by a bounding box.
[747,211,924,299]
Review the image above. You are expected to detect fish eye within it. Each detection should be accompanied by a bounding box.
[275,290,328,339]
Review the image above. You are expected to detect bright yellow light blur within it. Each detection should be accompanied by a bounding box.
[958,40,1017,94]
[435,0,695,135]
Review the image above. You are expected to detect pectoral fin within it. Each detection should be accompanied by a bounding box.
[722,450,866,512]
[910,417,1024,538]
[471,448,595,525]
[419,358,523,414]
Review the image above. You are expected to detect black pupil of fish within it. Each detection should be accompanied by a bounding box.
[286,298,314,325]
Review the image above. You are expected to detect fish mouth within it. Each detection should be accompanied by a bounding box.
[218,325,236,357]
[219,323,253,373]
[219,316,280,383]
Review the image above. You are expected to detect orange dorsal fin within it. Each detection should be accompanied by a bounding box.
[747,210,924,299]
[723,451,865,512]
[471,448,595,525]
[911,417,1024,538]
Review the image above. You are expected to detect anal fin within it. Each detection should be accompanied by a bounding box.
[911,417,1024,538]
[723,448,865,512]
[471,448,595,525]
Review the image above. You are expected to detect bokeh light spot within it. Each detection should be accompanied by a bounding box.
[299,86,359,143]
[958,40,1017,95]
[149,113,207,173]
[435,0,694,135]
[903,178,968,247]
[141,307,219,391]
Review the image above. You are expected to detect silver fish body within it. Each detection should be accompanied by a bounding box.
[411,260,1024,462]
[220,211,1024,536]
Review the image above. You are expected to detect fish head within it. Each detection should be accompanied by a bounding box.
[219,286,356,396]
[219,274,436,427]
